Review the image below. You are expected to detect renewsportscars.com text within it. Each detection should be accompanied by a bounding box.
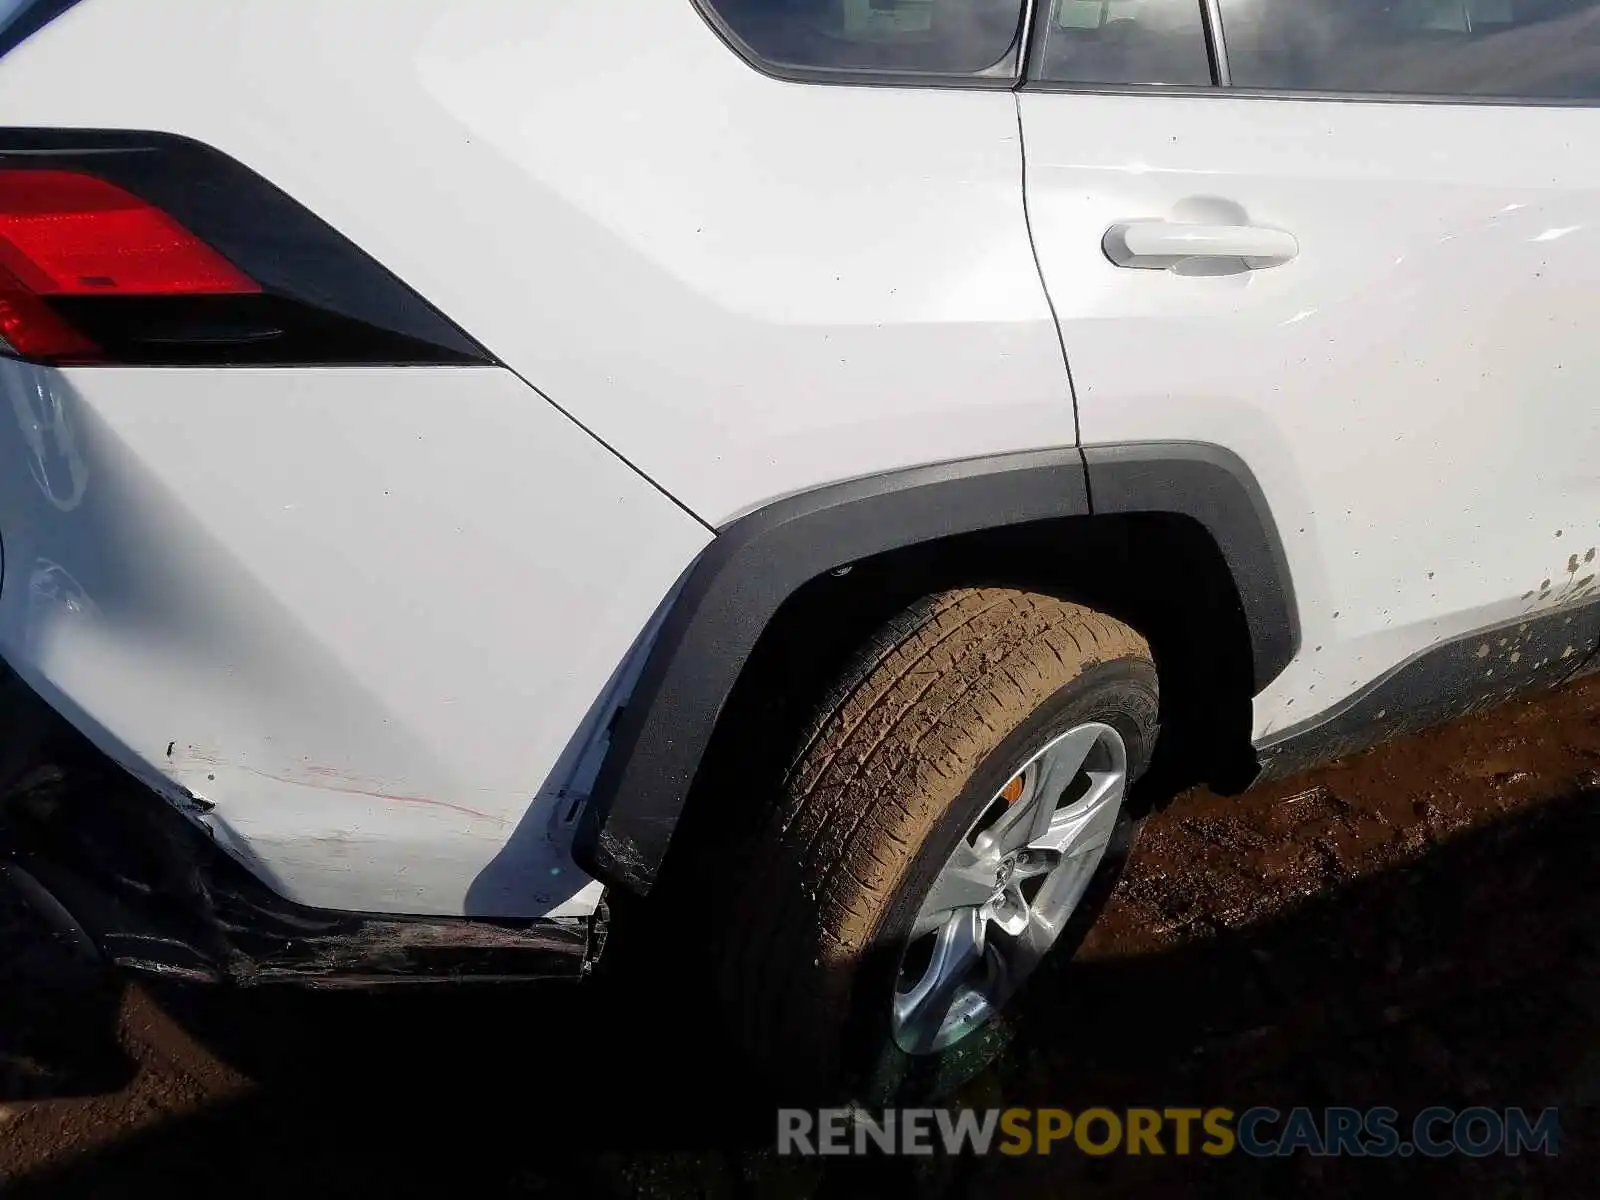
[778,1105,1561,1158]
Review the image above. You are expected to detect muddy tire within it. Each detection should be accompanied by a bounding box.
[715,587,1159,1100]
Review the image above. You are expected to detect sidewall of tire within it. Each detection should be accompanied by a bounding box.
[841,656,1158,1104]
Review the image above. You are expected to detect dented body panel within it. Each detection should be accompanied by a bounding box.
[0,360,709,917]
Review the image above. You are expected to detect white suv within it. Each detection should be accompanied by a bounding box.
[0,0,1596,1096]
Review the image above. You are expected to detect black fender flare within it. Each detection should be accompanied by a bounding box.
[1081,442,1301,699]
[574,442,1299,894]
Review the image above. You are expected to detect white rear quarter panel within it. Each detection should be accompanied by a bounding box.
[0,0,1073,526]
[0,0,1074,917]
[0,362,708,916]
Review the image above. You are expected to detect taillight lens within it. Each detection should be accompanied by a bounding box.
[0,168,262,363]
[0,130,492,367]
[0,170,260,297]
[0,277,97,361]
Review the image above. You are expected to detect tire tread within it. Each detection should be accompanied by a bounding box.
[717,588,1152,1079]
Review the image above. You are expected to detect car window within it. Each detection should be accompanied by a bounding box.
[1220,0,1600,98]
[0,1,81,59]
[1033,0,1214,85]
[699,0,1028,75]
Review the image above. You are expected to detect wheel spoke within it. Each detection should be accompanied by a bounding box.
[1029,769,1123,857]
[911,845,999,936]
[1027,726,1101,842]
[975,726,1100,858]
[970,763,1035,857]
[1029,854,1101,934]
[989,908,1055,1003]
[893,908,986,1054]
[891,720,1132,1056]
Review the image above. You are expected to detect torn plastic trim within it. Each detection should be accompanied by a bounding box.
[4,817,601,986]
[0,666,603,985]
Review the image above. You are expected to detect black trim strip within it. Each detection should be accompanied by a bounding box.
[1255,599,1600,781]
[1016,78,1600,108]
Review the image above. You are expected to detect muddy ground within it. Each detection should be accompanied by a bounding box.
[2,675,1598,1197]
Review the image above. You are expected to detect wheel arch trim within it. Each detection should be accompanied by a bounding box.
[574,442,1299,895]
[1081,442,1301,697]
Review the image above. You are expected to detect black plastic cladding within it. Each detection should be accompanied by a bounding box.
[575,443,1301,896]
[0,129,494,366]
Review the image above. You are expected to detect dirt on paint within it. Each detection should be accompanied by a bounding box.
[1,675,1598,1198]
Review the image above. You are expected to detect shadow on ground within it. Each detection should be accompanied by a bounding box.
[2,786,1593,1197]
[2,679,1597,1197]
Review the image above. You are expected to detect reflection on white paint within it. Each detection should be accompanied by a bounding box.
[23,558,98,665]
[1281,308,1318,327]
[1531,225,1582,243]
[28,560,92,617]
[6,366,87,512]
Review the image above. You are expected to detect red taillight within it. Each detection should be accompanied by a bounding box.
[0,169,259,297]
[0,130,491,367]
[0,279,98,360]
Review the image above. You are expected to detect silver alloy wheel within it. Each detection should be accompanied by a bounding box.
[889,721,1130,1055]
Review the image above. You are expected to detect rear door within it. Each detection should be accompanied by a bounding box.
[1018,0,1600,740]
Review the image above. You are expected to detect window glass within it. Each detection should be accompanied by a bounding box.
[1222,0,1600,98]
[702,0,1027,75]
[1034,0,1214,85]
[1,2,80,59]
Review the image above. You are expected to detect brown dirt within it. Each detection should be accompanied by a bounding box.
[2,675,1598,1198]
[715,587,1155,1086]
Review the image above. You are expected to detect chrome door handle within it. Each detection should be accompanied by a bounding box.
[1103,222,1299,270]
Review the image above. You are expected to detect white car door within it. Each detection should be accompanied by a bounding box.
[1018,0,1600,742]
